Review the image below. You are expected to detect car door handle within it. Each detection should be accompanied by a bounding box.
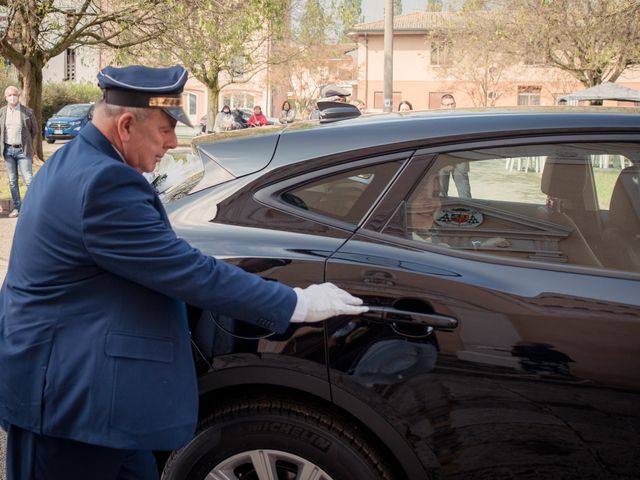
[364,306,458,330]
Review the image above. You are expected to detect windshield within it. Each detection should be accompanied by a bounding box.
[146,151,205,203]
[54,104,92,117]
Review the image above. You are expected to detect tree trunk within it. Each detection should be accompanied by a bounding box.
[21,56,45,162]
[206,79,220,133]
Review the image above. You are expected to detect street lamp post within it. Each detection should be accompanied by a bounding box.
[383,0,394,113]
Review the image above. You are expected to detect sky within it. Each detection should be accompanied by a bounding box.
[361,0,457,22]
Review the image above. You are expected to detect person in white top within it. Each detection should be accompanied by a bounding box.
[0,86,38,217]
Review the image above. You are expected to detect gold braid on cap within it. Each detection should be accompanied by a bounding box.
[148,97,183,107]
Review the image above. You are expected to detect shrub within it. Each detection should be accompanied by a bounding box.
[41,82,102,123]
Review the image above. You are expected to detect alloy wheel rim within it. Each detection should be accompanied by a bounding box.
[207,449,334,480]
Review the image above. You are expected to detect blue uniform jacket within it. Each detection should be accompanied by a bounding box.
[0,123,296,450]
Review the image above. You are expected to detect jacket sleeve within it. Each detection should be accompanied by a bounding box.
[213,113,223,133]
[27,107,38,139]
[80,163,296,333]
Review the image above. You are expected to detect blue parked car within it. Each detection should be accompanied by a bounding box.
[44,103,94,143]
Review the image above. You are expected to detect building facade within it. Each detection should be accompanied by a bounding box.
[348,11,640,112]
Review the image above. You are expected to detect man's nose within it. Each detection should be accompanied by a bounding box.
[166,130,178,149]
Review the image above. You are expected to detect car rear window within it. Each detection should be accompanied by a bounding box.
[383,142,640,273]
[282,161,402,225]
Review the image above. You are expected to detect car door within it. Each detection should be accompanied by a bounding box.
[325,138,640,478]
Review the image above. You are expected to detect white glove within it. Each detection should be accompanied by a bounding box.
[291,283,368,323]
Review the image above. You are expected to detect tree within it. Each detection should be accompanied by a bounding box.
[300,0,326,44]
[434,11,514,106]
[269,0,351,117]
[0,0,164,159]
[426,0,443,11]
[394,0,402,16]
[498,0,640,87]
[460,0,490,11]
[126,0,290,131]
[338,0,362,34]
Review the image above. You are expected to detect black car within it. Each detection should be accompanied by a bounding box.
[159,107,640,479]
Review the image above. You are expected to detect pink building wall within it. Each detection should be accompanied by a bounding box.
[352,18,640,112]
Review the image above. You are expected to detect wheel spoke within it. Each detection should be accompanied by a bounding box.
[206,470,235,480]
[297,461,325,480]
[208,449,334,480]
[249,449,278,480]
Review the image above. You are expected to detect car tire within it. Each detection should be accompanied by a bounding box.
[46,138,55,144]
[162,394,397,480]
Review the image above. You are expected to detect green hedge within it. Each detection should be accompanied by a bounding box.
[41,82,102,123]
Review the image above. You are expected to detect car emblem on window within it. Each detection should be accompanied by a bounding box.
[435,207,483,227]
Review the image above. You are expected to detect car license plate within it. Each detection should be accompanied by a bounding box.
[54,130,63,135]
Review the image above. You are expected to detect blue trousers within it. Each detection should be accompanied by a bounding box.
[3,145,33,211]
[6,424,159,480]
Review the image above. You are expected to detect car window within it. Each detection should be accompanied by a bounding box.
[282,161,403,224]
[55,104,91,117]
[382,142,640,273]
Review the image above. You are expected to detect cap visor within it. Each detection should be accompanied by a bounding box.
[163,106,193,127]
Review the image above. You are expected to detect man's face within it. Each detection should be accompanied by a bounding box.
[410,175,442,230]
[5,88,19,106]
[123,108,178,173]
[440,97,456,109]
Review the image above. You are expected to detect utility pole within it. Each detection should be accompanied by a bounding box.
[383,0,394,113]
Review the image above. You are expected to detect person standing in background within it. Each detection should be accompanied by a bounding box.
[247,105,269,127]
[438,94,471,198]
[398,100,413,112]
[0,86,38,218]
[279,100,296,124]
[214,105,237,133]
[440,94,456,109]
[351,99,366,114]
[309,84,351,119]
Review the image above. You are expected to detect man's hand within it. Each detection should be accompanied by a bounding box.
[291,283,368,323]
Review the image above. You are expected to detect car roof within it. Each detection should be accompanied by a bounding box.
[60,103,93,107]
[192,107,640,179]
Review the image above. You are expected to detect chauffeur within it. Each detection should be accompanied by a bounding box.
[0,65,367,479]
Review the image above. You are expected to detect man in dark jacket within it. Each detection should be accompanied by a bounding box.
[0,65,366,479]
[0,85,38,217]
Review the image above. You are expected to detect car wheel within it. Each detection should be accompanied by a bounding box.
[162,394,396,480]
[46,138,55,144]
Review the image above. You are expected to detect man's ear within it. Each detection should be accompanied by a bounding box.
[115,112,136,142]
